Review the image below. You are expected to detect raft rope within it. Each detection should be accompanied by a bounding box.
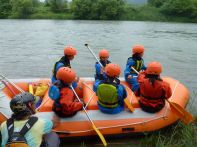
[0,76,183,135]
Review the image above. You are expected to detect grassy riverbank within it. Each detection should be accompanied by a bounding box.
[65,92,197,147]
[127,92,197,147]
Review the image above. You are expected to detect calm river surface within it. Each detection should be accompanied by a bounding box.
[0,19,197,145]
[1,20,197,91]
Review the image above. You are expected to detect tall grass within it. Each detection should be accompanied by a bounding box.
[135,92,197,147]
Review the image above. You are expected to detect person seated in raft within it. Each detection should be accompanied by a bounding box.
[0,92,60,147]
[93,49,111,91]
[51,45,78,85]
[49,67,83,117]
[124,44,146,92]
[137,62,172,113]
[95,49,111,81]
[94,63,127,114]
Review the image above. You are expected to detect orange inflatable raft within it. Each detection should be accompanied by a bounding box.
[0,77,191,138]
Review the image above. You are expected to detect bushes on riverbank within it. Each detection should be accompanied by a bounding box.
[0,0,197,23]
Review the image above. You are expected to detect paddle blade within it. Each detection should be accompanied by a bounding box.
[124,98,135,112]
[92,124,107,147]
[169,101,194,124]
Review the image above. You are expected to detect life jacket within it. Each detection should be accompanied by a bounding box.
[127,57,144,74]
[6,117,38,147]
[95,60,110,80]
[139,78,165,108]
[53,86,82,117]
[52,56,71,79]
[97,82,118,109]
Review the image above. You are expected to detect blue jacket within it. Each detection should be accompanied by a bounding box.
[95,60,110,80]
[52,56,70,83]
[124,57,146,78]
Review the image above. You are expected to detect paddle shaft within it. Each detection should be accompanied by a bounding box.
[131,67,139,75]
[0,75,24,93]
[70,86,107,146]
[71,86,95,124]
[85,44,103,68]
[1,80,17,95]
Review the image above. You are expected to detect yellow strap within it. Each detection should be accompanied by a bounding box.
[92,124,107,147]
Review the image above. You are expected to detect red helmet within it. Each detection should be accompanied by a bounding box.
[132,44,144,54]
[64,46,77,56]
[56,67,76,83]
[99,49,109,58]
[146,62,162,75]
[105,63,121,77]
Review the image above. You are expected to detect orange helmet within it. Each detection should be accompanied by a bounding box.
[99,49,109,58]
[146,62,162,75]
[56,67,76,83]
[105,63,121,77]
[64,46,77,56]
[132,44,144,54]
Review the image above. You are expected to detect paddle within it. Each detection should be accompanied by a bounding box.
[166,99,194,124]
[0,74,24,93]
[84,44,135,112]
[1,75,42,111]
[1,80,17,96]
[130,67,194,124]
[70,86,107,147]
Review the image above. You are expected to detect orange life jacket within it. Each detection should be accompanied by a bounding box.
[139,78,166,108]
[53,87,82,117]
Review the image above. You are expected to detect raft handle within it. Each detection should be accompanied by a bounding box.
[122,127,135,132]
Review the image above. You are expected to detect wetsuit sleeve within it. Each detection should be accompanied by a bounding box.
[42,119,53,134]
[124,59,135,78]
[72,81,78,89]
[93,80,101,92]
[162,81,172,99]
[95,62,102,75]
[55,62,64,72]
[117,84,127,105]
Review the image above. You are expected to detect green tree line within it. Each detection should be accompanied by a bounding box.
[0,0,197,22]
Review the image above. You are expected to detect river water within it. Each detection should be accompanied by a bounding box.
[0,20,197,91]
[0,19,197,145]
